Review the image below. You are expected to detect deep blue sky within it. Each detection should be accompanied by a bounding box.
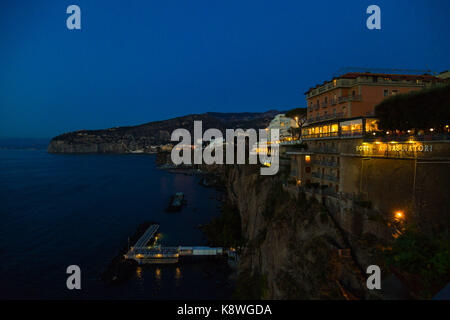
[0,0,449,138]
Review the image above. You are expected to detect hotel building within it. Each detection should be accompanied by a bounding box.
[287,72,449,234]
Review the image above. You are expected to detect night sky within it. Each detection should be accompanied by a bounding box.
[0,0,449,138]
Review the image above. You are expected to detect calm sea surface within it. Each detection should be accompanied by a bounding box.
[0,149,232,299]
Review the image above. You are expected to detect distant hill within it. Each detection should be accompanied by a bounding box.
[48,110,282,153]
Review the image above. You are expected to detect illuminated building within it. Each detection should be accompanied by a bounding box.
[286,71,450,230]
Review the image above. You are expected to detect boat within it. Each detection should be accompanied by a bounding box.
[166,192,185,212]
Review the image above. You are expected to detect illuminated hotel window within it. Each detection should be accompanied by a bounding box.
[305,155,311,163]
[331,124,338,132]
[383,89,388,97]
[365,119,379,132]
[333,79,337,87]
[340,119,362,134]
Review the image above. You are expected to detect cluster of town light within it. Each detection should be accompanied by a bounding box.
[386,128,440,135]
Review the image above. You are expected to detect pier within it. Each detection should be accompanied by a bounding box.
[124,224,225,264]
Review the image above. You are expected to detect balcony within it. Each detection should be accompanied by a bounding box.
[302,132,339,140]
[341,129,363,137]
[306,112,345,124]
[311,146,339,154]
[363,132,450,142]
[311,172,322,179]
[338,95,362,103]
[313,159,339,167]
[324,174,339,182]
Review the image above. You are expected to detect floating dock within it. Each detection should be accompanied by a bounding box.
[125,225,224,264]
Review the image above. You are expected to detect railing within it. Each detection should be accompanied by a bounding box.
[341,129,363,137]
[301,132,339,139]
[364,133,450,142]
[306,112,345,124]
[313,146,339,154]
[312,160,338,167]
[321,187,338,198]
[311,172,322,179]
[324,174,339,182]
[338,95,362,103]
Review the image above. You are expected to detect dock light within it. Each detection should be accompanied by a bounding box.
[407,130,411,133]
[386,131,390,135]
[372,132,376,136]
[430,128,434,132]
[446,125,449,128]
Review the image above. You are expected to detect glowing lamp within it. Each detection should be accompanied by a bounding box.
[394,211,404,219]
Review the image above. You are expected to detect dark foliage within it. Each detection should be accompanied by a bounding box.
[285,107,307,119]
[202,202,244,248]
[375,85,450,131]
[384,228,450,298]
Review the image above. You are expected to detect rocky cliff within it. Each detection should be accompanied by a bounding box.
[48,110,281,153]
[224,165,386,299]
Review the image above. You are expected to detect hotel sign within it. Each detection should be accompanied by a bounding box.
[356,142,433,158]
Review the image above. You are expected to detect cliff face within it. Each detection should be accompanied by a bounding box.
[225,165,380,299]
[48,111,281,154]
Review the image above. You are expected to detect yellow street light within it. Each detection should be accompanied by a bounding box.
[394,211,404,220]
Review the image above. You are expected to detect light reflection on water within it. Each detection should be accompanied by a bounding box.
[175,266,183,287]
[136,267,143,280]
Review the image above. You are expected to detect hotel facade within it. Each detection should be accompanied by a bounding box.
[287,72,449,234]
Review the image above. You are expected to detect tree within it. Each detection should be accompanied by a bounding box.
[375,85,450,132]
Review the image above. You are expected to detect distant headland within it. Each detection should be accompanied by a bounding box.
[47,110,281,154]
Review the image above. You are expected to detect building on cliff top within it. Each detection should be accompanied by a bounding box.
[285,70,450,236]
